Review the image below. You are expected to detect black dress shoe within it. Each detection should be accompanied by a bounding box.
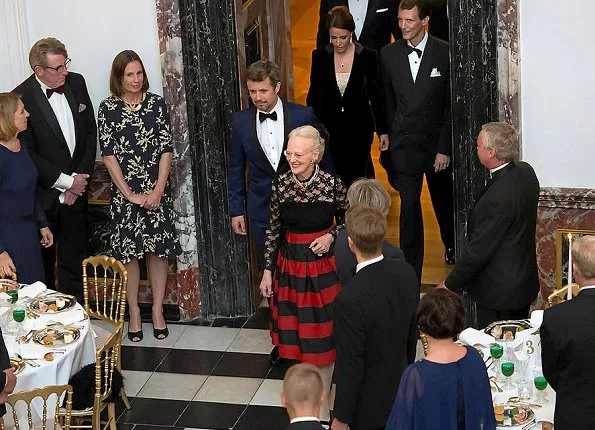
[445,248,455,265]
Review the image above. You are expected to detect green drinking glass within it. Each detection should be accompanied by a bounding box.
[6,289,18,304]
[501,361,515,390]
[12,307,26,323]
[534,376,548,404]
[490,344,504,381]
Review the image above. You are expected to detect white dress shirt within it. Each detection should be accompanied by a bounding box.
[356,254,384,273]
[407,31,429,82]
[348,0,369,40]
[256,97,284,171]
[489,162,510,177]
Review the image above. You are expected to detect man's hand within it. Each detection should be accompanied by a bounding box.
[143,188,164,211]
[3,368,16,393]
[379,134,389,151]
[0,251,16,278]
[259,269,273,297]
[40,227,53,248]
[231,216,247,235]
[331,418,350,430]
[69,173,89,196]
[434,153,451,173]
[63,189,79,205]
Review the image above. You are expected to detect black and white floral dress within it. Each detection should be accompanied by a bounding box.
[98,92,180,264]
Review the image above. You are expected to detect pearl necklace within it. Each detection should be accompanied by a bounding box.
[293,165,319,189]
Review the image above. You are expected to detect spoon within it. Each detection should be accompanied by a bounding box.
[43,351,64,361]
[489,376,503,392]
[507,396,543,408]
[18,330,35,344]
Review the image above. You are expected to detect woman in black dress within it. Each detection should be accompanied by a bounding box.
[98,51,180,342]
[307,6,387,188]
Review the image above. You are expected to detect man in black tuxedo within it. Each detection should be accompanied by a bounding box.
[541,235,595,429]
[14,37,96,300]
[282,363,326,430]
[316,1,401,54]
[440,122,540,328]
[332,205,419,430]
[0,328,17,415]
[379,0,455,282]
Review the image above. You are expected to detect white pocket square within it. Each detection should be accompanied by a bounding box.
[78,103,87,113]
[376,8,388,13]
[430,68,441,77]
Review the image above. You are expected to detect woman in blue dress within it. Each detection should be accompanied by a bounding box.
[386,289,496,430]
[0,92,53,284]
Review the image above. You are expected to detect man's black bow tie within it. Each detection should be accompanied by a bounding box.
[46,85,65,98]
[406,45,422,58]
[259,111,277,122]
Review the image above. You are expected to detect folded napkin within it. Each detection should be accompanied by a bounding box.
[459,327,495,346]
[18,282,47,300]
[45,308,86,326]
[530,310,544,328]
[17,343,47,359]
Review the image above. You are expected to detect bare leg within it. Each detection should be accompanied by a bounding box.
[125,258,141,335]
[318,363,335,421]
[148,253,168,334]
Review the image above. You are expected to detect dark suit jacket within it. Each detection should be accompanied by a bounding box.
[307,43,387,139]
[1,327,11,416]
[541,288,595,429]
[228,101,325,223]
[316,0,401,54]
[13,73,97,210]
[333,258,419,430]
[334,229,404,286]
[445,162,540,310]
[285,420,325,430]
[379,35,451,174]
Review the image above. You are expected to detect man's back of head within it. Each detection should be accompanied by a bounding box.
[346,205,386,260]
[572,235,595,287]
[281,363,324,421]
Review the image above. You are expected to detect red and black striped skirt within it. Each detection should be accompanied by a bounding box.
[270,228,342,367]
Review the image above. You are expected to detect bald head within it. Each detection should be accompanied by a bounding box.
[282,363,324,414]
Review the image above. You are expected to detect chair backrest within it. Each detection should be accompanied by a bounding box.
[0,384,72,430]
[547,283,580,307]
[82,256,128,325]
[94,322,124,407]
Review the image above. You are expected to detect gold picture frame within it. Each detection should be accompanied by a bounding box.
[556,228,595,289]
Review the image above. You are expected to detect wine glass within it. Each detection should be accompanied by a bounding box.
[490,343,504,381]
[12,304,25,323]
[501,361,515,390]
[534,375,548,404]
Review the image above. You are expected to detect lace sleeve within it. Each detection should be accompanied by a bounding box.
[330,175,349,238]
[263,175,283,270]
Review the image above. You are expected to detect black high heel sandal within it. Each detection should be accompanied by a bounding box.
[153,325,169,340]
[127,329,143,342]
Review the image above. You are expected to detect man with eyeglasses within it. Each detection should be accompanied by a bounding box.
[13,37,96,301]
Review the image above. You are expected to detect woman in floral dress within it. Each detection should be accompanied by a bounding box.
[98,50,180,342]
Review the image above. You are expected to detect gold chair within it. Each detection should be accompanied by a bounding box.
[82,256,130,409]
[65,322,123,430]
[547,283,580,307]
[0,384,73,430]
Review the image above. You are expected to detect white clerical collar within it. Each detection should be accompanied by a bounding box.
[356,254,384,273]
[257,97,282,116]
[490,162,510,176]
[408,31,428,53]
[290,416,320,424]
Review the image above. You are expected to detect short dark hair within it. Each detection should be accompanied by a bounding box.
[246,59,281,86]
[417,289,466,340]
[109,50,150,97]
[345,205,386,256]
[0,92,21,141]
[399,0,431,20]
[326,6,356,32]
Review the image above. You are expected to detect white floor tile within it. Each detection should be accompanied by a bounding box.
[173,326,240,351]
[250,379,284,407]
[121,370,152,397]
[227,328,273,354]
[137,372,207,401]
[121,322,187,348]
[193,375,263,404]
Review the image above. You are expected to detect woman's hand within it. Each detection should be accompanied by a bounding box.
[259,269,273,297]
[40,227,53,248]
[128,193,148,206]
[309,233,334,256]
[143,187,164,211]
[0,251,16,278]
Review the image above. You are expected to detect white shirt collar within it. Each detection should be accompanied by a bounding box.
[490,162,510,176]
[290,416,320,424]
[35,76,52,92]
[408,31,428,53]
[356,254,384,273]
[579,285,595,292]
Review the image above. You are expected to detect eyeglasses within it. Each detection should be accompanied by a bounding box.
[284,149,315,159]
[42,58,71,73]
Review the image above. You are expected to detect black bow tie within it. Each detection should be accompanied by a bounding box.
[259,111,277,122]
[406,45,422,58]
[46,85,65,98]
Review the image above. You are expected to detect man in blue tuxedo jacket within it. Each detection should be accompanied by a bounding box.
[228,60,325,267]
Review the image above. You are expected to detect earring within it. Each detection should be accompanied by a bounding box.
[420,330,429,356]
[310,160,314,165]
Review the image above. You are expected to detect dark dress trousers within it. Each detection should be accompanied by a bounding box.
[1,327,12,416]
[286,420,325,430]
[333,258,419,430]
[316,0,401,54]
[14,73,96,297]
[334,229,404,286]
[307,43,386,188]
[445,162,540,328]
[541,288,595,430]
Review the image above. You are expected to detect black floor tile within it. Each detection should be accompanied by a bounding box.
[115,424,135,430]
[243,307,271,330]
[133,426,185,430]
[212,316,249,328]
[212,352,272,378]
[176,401,246,429]
[266,358,299,380]
[234,405,289,430]
[156,349,223,374]
[121,346,171,371]
[118,398,189,426]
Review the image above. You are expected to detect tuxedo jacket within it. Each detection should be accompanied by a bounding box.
[228,102,322,223]
[316,0,401,54]
[307,43,387,138]
[13,73,97,210]
[445,162,540,310]
[541,288,595,429]
[0,327,10,416]
[379,35,451,174]
[285,420,325,430]
[333,258,419,429]
[334,229,404,287]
